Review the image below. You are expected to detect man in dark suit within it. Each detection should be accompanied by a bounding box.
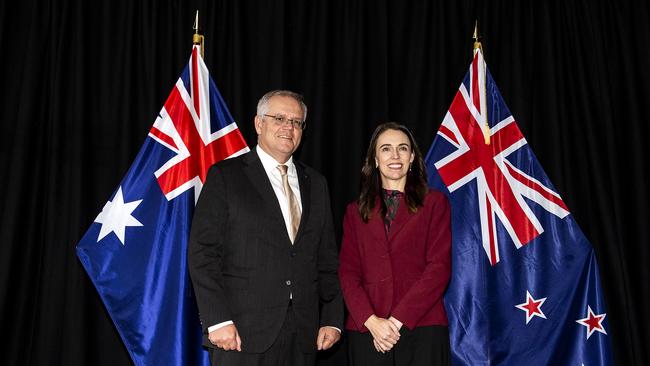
[188,90,343,366]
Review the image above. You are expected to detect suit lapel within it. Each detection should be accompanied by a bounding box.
[294,161,311,243]
[242,151,287,230]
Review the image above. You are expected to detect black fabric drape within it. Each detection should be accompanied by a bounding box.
[1,1,647,365]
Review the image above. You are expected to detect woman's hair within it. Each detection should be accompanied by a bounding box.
[358,122,428,222]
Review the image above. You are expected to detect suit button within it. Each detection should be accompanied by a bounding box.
[290,251,297,257]
[286,280,292,286]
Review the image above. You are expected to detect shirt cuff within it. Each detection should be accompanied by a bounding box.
[207,320,234,333]
[325,326,341,333]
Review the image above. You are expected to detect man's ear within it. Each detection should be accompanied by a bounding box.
[254,115,262,134]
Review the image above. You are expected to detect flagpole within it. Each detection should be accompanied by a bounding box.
[193,10,205,58]
[473,21,490,145]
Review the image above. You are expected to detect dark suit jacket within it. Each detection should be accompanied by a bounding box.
[338,190,451,332]
[188,150,343,353]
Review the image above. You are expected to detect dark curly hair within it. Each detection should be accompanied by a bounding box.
[358,122,428,222]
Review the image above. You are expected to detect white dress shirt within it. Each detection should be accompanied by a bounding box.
[256,145,302,241]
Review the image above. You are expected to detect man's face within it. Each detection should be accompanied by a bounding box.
[255,95,304,163]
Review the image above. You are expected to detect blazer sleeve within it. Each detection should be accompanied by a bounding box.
[391,192,451,330]
[187,164,233,331]
[338,204,375,330]
[316,181,344,329]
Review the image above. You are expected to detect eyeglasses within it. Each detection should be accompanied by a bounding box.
[263,114,306,130]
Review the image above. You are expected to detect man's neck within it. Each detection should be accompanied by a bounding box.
[257,145,291,164]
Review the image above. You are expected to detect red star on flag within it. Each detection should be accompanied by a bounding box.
[576,305,607,339]
[515,290,547,324]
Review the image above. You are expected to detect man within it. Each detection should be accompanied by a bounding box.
[188,90,343,366]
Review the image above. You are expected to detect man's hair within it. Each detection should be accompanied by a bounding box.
[358,122,428,222]
[256,90,308,121]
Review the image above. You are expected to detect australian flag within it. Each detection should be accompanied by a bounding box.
[425,48,613,365]
[76,45,249,366]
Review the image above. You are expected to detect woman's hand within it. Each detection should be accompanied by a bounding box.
[388,316,403,330]
[364,314,401,352]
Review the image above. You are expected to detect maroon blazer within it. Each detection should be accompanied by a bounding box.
[338,189,451,332]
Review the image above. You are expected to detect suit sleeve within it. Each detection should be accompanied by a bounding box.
[338,204,375,331]
[316,181,344,330]
[187,164,232,332]
[391,192,451,330]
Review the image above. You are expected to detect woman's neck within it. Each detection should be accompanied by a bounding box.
[381,180,406,192]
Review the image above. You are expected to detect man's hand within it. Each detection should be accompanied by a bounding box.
[316,327,341,351]
[364,315,400,352]
[208,324,242,351]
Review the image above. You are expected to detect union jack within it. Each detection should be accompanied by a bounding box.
[434,49,569,265]
[150,46,248,201]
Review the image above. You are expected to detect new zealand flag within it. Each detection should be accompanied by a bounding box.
[76,45,249,365]
[425,49,613,365]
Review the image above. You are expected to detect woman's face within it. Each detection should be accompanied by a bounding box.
[374,129,414,190]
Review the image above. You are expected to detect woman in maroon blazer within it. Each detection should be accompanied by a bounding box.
[339,122,451,365]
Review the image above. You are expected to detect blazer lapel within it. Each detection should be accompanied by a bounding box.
[387,196,414,244]
[242,151,286,229]
[371,212,389,248]
[365,200,389,251]
[294,161,311,243]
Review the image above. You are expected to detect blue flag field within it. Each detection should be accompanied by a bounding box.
[76,45,248,366]
[425,49,613,365]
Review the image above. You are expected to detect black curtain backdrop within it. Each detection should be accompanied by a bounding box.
[1,0,648,365]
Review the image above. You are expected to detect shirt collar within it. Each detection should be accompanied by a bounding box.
[382,188,403,198]
[382,188,403,203]
[256,145,296,176]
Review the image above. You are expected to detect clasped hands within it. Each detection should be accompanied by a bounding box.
[364,315,403,353]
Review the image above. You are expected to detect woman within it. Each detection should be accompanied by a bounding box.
[339,122,451,365]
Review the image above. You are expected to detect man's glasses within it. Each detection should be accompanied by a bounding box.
[263,114,306,130]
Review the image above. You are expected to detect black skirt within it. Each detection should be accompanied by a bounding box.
[346,325,450,366]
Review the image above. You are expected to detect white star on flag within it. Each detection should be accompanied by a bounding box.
[515,290,547,324]
[576,305,607,339]
[94,186,143,245]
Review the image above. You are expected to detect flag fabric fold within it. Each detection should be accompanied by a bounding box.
[77,45,249,366]
[425,49,613,365]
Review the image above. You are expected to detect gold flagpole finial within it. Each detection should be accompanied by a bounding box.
[473,20,482,52]
[192,10,205,58]
[473,20,490,145]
